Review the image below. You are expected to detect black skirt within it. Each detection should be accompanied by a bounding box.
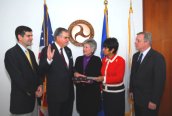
[103,91,125,116]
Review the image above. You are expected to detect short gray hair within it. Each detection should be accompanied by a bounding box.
[83,39,97,54]
[137,32,152,45]
[54,27,68,40]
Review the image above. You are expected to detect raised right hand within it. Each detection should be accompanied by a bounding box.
[47,44,55,60]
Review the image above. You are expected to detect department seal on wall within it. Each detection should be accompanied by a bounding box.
[68,20,94,46]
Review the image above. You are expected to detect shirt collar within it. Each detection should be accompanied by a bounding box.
[55,42,61,52]
[105,54,118,63]
[142,47,151,57]
[17,43,27,53]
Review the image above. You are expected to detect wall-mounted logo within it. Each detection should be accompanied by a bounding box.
[68,20,94,46]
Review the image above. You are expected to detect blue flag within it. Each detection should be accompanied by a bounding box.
[39,3,54,116]
[100,3,109,58]
[98,2,109,116]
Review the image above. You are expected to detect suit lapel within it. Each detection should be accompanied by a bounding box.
[52,44,70,70]
[28,49,37,71]
[15,44,34,70]
[51,43,63,62]
[139,49,153,70]
[64,47,72,69]
[133,52,140,71]
[64,47,70,61]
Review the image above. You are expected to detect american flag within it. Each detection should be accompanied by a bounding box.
[39,3,54,116]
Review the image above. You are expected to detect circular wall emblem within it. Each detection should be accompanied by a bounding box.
[68,20,94,46]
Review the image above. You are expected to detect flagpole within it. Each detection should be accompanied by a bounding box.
[104,0,109,38]
[100,0,109,58]
[128,1,135,116]
[128,0,133,67]
[39,1,54,115]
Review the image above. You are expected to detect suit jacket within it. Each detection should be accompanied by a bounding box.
[74,55,102,113]
[4,44,40,114]
[129,48,166,108]
[39,43,74,103]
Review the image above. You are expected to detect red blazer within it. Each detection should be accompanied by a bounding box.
[101,54,125,84]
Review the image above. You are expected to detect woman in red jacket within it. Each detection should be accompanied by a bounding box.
[94,37,125,116]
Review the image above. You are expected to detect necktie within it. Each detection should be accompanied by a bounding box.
[136,53,143,71]
[25,50,33,68]
[60,48,67,66]
[137,53,143,64]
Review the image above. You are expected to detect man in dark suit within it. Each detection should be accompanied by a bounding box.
[129,32,166,116]
[4,26,43,116]
[39,27,74,116]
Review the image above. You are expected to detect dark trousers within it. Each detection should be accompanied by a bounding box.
[103,91,125,116]
[48,98,73,116]
[79,111,98,116]
[134,103,158,116]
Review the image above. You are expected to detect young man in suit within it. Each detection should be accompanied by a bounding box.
[39,27,74,116]
[4,26,43,116]
[129,32,166,116]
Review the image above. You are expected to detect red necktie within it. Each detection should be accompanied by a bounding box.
[60,48,67,66]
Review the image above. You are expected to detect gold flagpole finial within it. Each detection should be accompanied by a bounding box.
[44,0,46,4]
[129,0,133,13]
[104,0,108,5]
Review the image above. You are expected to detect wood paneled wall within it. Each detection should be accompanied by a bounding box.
[143,0,172,116]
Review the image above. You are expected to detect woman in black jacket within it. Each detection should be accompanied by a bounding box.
[74,39,102,116]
